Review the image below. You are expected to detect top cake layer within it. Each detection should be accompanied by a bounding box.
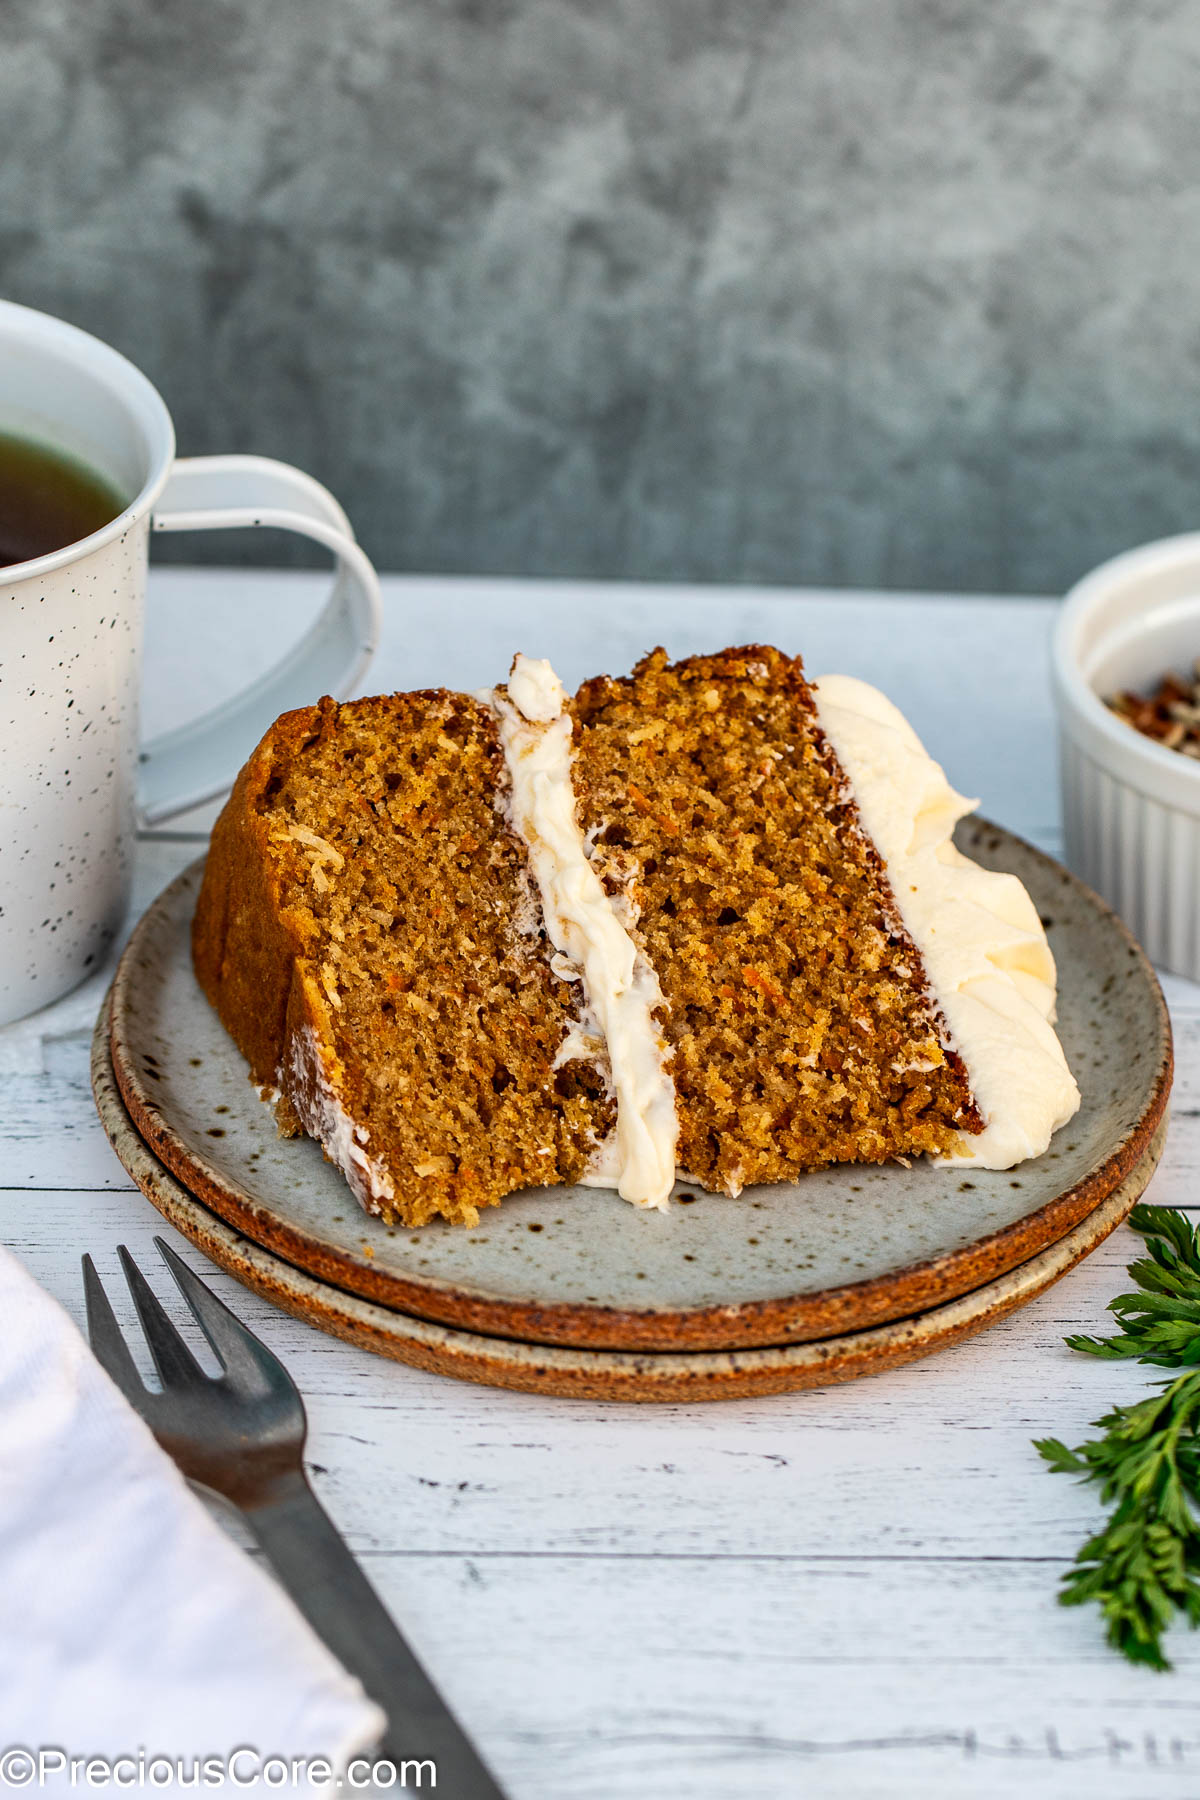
[191,644,1078,1228]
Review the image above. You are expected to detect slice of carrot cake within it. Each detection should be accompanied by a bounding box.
[190,645,1080,1227]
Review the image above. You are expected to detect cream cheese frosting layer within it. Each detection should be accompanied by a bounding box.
[812,675,1081,1169]
[481,655,678,1210]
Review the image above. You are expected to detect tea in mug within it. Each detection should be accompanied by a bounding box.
[0,431,125,567]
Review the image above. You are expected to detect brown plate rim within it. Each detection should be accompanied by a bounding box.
[93,996,1168,1402]
[107,822,1174,1353]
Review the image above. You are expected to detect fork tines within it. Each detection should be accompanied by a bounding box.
[83,1237,291,1400]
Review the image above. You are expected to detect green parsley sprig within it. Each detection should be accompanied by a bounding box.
[1035,1204,1200,1670]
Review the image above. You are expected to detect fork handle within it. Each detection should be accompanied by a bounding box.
[241,1470,509,1798]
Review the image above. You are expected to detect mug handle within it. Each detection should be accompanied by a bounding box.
[137,454,382,825]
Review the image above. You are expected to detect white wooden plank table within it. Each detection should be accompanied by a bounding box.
[6,570,1200,1800]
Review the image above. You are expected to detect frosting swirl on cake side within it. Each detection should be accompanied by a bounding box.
[482,655,678,1209]
[812,674,1081,1169]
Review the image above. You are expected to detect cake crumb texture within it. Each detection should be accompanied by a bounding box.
[192,690,613,1226]
[570,646,981,1194]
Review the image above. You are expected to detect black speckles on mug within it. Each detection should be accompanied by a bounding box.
[0,520,148,1024]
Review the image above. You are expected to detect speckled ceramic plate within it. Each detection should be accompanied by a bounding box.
[94,1003,1166,1401]
[106,819,1172,1354]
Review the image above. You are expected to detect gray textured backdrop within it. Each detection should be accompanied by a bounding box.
[4,0,1200,591]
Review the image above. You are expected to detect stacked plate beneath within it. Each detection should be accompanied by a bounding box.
[93,820,1172,1403]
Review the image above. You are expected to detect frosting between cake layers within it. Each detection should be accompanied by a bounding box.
[481,655,679,1210]
[811,675,1081,1169]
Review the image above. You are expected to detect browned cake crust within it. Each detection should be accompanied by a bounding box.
[570,646,981,1193]
[192,690,613,1227]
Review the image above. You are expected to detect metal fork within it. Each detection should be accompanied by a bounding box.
[83,1236,508,1799]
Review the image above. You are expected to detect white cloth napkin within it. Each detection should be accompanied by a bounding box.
[0,1245,385,1780]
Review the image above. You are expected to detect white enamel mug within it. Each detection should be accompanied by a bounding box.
[0,300,381,1027]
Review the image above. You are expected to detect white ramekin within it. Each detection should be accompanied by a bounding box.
[1054,533,1200,981]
